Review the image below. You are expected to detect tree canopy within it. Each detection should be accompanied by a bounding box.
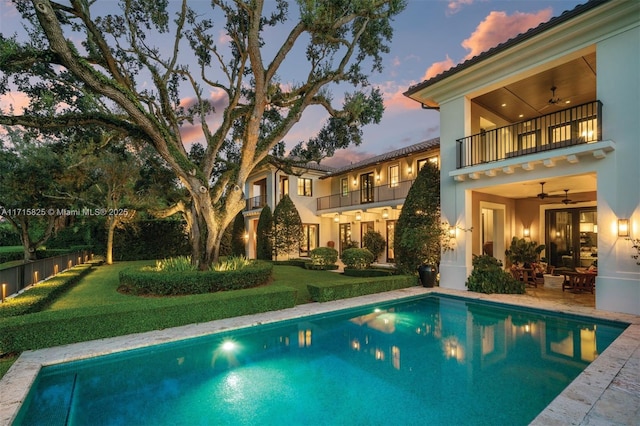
[0,0,406,267]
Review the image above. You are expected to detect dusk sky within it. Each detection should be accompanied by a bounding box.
[0,0,585,167]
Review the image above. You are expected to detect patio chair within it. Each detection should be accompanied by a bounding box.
[562,272,596,293]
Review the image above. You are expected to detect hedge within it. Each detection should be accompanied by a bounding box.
[307,275,418,302]
[0,264,94,318]
[273,259,310,268]
[0,286,297,354]
[119,260,274,296]
[342,267,397,277]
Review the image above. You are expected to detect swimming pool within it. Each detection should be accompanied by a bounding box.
[14,294,627,425]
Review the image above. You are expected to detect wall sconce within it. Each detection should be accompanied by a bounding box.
[355,211,362,221]
[618,219,629,237]
[407,166,413,175]
[352,178,357,186]
[523,228,530,238]
[382,209,389,219]
[376,174,380,181]
[243,232,249,241]
[448,226,456,239]
[334,213,340,223]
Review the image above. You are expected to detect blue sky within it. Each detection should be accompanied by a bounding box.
[0,0,585,167]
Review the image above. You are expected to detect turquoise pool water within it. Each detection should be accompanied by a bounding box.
[16,295,627,425]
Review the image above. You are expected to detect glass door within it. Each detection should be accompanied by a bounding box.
[360,173,374,203]
[546,208,597,269]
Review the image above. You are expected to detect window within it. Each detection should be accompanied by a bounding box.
[389,165,399,187]
[297,178,312,196]
[360,173,374,203]
[417,156,439,171]
[300,224,319,256]
[341,178,349,197]
[280,176,289,199]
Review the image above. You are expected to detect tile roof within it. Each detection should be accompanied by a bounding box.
[404,0,610,97]
[320,138,440,178]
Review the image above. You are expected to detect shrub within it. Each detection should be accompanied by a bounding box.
[256,206,273,260]
[362,230,386,261]
[310,247,338,266]
[154,256,195,272]
[119,260,273,296]
[307,275,417,302]
[272,195,303,258]
[395,161,442,274]
[213,255,251,271]
[465,254,525,294]
[342,267,396,277]
[231,213,246,256]
[341,248,374,270]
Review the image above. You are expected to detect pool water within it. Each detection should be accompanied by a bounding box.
[16,295,627,425]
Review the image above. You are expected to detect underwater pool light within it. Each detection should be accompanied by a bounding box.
[221,340,236,352]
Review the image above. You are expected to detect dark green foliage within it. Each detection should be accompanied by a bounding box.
[505,237,545,266]
[105,220,190,261]
[395,161,442,274]
[0,251,23,265]
[310,246,338,266]
[307,275,418,302]
[466,255,525,294]
[363,230,386,261]
[273,259,311,268]
[342,267,396,277]
[0,286,297,354]
[118,261,273,296]
[0,224,20,246]
[218,222,233,257]
[272,195,303,258]
[342,239,360,250]
[231,213,246,256]
[0,265,93,318]
[256,206,273,260]
[341,248,374,269]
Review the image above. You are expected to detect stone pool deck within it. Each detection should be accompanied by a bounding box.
[1,286,638,425]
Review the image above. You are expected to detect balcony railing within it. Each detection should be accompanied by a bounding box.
[456,101,602,169]
[246,194,267,210]
[317,179,414,211]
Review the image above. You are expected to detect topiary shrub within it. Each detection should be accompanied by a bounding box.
[363,230,386,262]
[341,248,374,270]
[395,161,442,275]
[256,206,273,260]
[310,247,338,267]
[272,195,303,259]
[231,212,246,256]
[465,254,525,294]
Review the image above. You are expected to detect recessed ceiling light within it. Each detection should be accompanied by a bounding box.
[501,103,507,107]
[518,114,524,118]
[565,100,571,104]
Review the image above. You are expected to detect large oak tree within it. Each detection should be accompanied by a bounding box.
[0,0,406,268]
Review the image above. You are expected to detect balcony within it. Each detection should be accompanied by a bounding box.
[457,101,602,169]
[246,194,267,211]
[317,179,414,211]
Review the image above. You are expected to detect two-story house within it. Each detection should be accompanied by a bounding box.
[243,139,440,262]
[404,0,639,315]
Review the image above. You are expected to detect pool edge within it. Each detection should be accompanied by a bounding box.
[1,287,638,425]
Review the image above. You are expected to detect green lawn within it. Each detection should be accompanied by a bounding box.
[0,246,22,253]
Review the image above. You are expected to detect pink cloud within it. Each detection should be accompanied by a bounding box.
[322,147,375,168]
[447,0,474,16]
[0,92,31,113]
[462,9,553,60]
[422,56,456,80]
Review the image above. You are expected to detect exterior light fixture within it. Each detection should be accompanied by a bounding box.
[618,219,630,237]
[382,209,389,219]
[448,226,456,239]
[353,178,357,186]
[355,211,362,221]
[376,174,380,181]
[243,232,249,241]
[523,228,530,238]
[334,213,340,223]
[1,283,5,303]
[407,166,413,175]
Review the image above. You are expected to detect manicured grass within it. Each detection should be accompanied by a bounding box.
[0,246,22,253]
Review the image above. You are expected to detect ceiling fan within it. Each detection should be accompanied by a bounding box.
[560,189,591,205]
[548,86,562,104]
[536,182,563,199]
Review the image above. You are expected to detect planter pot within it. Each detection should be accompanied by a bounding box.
[418,264,437,287]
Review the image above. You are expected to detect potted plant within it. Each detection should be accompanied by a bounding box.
[505,237,545,267]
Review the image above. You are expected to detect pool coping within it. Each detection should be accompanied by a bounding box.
[1,287,638,425]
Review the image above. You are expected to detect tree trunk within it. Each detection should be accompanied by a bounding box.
[106,217,117,265]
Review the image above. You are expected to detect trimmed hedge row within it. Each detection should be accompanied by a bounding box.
[342,267,397,277]
[0,264,94,318]
[119,260,274,296]
[307,275,418,302]
[0,286,297,354]
[273,259,310,268]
